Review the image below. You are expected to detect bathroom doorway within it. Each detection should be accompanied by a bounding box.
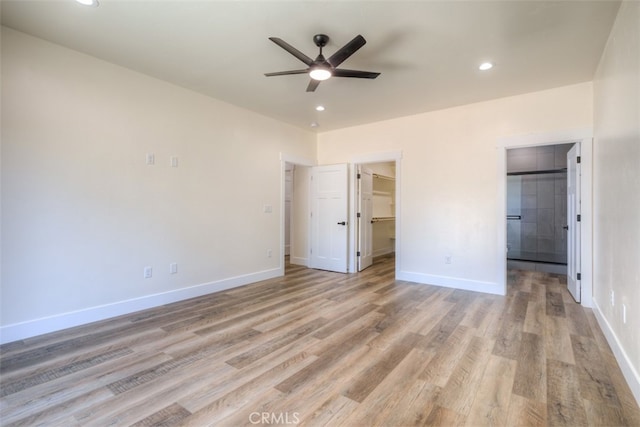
[506,143,574,275]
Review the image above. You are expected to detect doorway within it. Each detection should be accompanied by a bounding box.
[356,161,397,272]
[282,158,313,275]
[504,140,586,304]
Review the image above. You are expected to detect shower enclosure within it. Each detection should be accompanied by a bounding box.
[506,144,573,273]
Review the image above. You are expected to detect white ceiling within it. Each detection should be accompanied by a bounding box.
[1,0,621,132]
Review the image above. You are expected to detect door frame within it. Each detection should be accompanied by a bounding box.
[349,150,403,276]
[497,129,593,307]
[280,153,316,275]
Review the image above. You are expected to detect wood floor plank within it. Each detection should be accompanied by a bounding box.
[436,335,494,415]
[547,358,588,426]
[571,334,622,407]
[544,314,576,365]
[419,325,474,387]
[465,354,517,426]
[129,403,191,427]
[340,347,435,426]
[1,261,638,426]
[506,394,547,427]
[546,290,566,317]
[341,332,420,402]
[512,332,547,402]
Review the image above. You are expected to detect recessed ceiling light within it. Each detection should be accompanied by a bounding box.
[479,62,493,71]
[310,122,319,128]
[76,0,99,6]
[315,105,325,112]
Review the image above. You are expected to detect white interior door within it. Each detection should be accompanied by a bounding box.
[310,164,349,273]
[358,166,373,271]
[567,144,581,302]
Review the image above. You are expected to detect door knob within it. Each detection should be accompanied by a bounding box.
[563,225,569,230]
[337,221,347,226]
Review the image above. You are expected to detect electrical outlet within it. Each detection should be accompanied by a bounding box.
[145,153,155,165]
[611,290,615,306]
[445,255,452,264]
[144,266,152,279]
[267,249,272,258]
[169,263,178,274]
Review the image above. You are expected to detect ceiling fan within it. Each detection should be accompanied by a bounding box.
[265,34,381,92]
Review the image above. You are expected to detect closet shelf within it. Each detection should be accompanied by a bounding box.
[373,190,392,196]
[507,168,567,176]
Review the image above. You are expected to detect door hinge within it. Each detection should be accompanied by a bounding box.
[577,214,581,222]
[357,251,361,257]
[577,156,581,164]
[577,273,581,280]
[357,173,361,179]
[357,212,361,218]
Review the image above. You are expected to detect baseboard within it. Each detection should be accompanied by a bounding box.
[373,247,394,257]
[592,299,640,406]
[0,268,281,345]
[397,270,504,295]
[289,256,308,267]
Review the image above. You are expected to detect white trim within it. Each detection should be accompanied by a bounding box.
[497,129,593,306]
[0,268,280,344]
[373,247,395,258]
[397,271,503,295]
[289,256,308,267]
[592,299,640,406]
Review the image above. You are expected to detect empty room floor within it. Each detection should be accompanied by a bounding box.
[1,258,639,426]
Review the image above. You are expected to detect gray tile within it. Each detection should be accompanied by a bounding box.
[537,145,555,154]
[523,195,537,209]
[522,238,538,252]
[536,263,567,275]
[537,209,554,235]
[522,176,537,195]
[538,237,554,253]
[554,176,567,195]
[507,154,537,172]
[536,152,554,170]
[537,179,554,209]
[522,208,537,223]
[554,144,573,168]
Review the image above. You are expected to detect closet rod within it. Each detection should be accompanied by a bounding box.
[372,173,395,181]
[507,168,567,176]
[371,217,395,223]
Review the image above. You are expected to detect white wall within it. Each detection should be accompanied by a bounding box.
[318,83,593,294]
[0,28,316,342]
[593,1,640,403]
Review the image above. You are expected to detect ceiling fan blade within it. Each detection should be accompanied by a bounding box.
[306,79,321,92]
[269,37,314,66]
[327,35,366,68]
[264,69,309,77]
[332,69,381,79]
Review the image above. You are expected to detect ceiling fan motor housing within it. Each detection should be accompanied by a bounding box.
[313,34,329,48]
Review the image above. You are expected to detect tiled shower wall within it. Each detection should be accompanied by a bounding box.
[507,144,573,264]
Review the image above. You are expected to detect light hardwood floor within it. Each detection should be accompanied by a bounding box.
[1,256,639,426]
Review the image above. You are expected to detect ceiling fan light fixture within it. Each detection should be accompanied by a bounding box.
[75,0,99,6]
[309,67,332,81]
